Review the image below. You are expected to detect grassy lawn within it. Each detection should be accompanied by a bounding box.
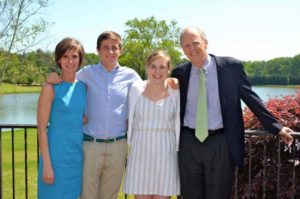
[0,83,41,95]
[1,129,176,199]
[1,128,38,199]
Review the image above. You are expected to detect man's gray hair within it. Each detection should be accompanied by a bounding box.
[180,27,208,46]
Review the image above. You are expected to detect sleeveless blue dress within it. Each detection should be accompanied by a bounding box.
[38,81,86,199]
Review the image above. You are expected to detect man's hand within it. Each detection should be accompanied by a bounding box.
[166,78,179,89]
[47,72,62,84]
[279,126,294,146]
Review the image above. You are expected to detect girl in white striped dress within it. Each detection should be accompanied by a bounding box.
[123,50,180,199]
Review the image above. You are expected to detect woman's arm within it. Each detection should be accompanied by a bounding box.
[37,83,54,184]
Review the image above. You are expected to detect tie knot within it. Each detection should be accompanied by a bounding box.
[199,68,205,78]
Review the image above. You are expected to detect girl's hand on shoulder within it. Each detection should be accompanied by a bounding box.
[166,78,179,89]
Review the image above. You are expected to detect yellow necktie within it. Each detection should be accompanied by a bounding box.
[195,68,208,142]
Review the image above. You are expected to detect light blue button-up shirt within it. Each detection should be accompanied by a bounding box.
[184,55,223,130]
[76,63,141,139]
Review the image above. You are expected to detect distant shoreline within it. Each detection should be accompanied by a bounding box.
[0,83,299,95]
[0,83,41,95]
[254,85,300,89]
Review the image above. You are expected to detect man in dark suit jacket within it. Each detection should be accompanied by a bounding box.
[171,27,294,199]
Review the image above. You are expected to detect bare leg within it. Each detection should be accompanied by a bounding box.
[135,195,153,199]
[153,196,170,199]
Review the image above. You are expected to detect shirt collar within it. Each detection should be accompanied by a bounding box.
[99,62,120,73]
[191,55,211,74]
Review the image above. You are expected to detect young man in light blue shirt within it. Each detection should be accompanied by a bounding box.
[79,31,141,199]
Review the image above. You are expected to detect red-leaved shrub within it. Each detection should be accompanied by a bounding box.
[235,89,300,198]
[243,90,300,131]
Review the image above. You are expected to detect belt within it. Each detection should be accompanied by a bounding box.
[209,128,224,135]
[83,134,126,143]
[182,126,224,135]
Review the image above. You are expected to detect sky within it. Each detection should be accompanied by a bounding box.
[39,0,300,61]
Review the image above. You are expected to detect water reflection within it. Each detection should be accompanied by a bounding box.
[252,86,297,102]
[0,93,39,124]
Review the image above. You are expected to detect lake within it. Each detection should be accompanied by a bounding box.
[0,86,298,125]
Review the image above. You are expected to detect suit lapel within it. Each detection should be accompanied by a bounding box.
[180,63,192,123]
[181,63,192,100]
[213,55,227,119]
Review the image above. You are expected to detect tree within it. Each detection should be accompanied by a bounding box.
[264,57,292,76]
[291,54,300,77]
[0,0,51,84]
[4,52,21,83]
[243,60,266,76]
[22,49,54,85]
[119,16,182,78]
[84,53,99,66]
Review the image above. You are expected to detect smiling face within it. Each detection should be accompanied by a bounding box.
[59,49,80,74]
[97,38,122,70]
[55,37,84,71]
[146,54,170,84]
[181,28,208,67]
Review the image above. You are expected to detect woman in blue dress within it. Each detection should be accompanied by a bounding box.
[37,38,86,199]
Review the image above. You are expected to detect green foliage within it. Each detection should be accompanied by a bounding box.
[0,0,52,83]
[248,75,290,85]
[0,49,101,86]
[244,54,300,85]
[1,12,299,85]
[248,75,300,85]
[0,49,55,85]
[244,60,266,75]
[119,16,183,79]
[83,53,99,66]
[290,76,300,85]
[0,0,51,52]
[291,54,300,77]
[264,57,292,75]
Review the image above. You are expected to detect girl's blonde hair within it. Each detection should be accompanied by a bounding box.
[146,50,171,69]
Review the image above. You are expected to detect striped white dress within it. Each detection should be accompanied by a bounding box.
[123,95,180,196]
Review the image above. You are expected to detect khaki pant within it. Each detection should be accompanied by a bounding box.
[81,140,127,199]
